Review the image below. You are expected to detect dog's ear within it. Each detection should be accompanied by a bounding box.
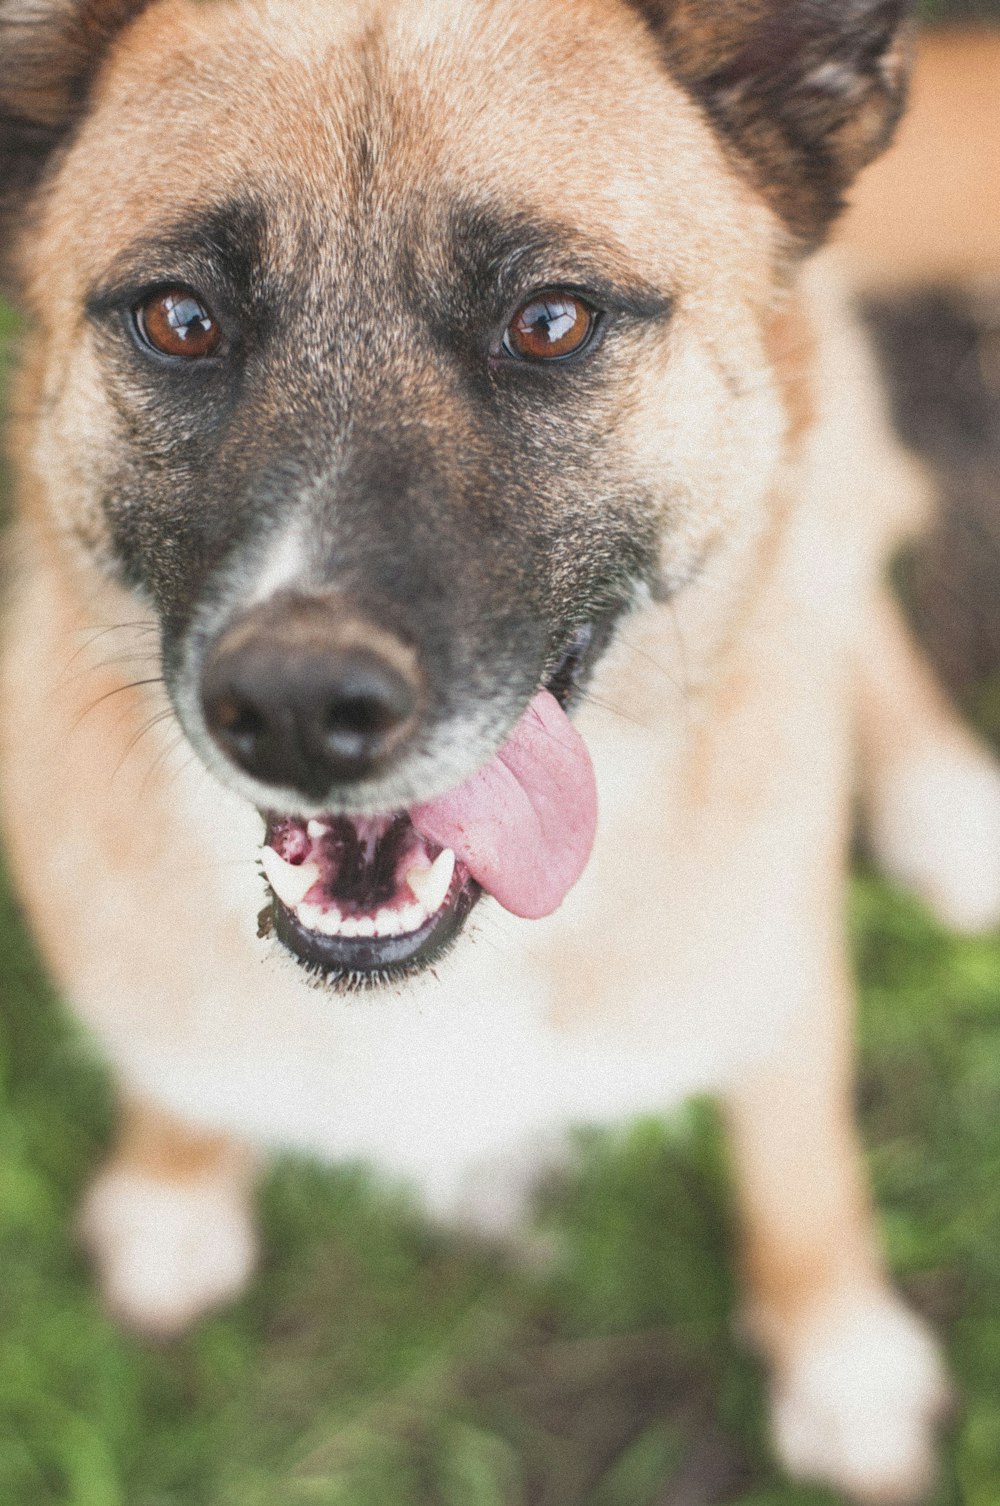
[631,0,913,248]
[0,0,151,281]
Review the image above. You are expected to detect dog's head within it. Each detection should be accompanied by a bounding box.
[0,0,911,983]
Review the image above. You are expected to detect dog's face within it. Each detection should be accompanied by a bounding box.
[0,0,911,984]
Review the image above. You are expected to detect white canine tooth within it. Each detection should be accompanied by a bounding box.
[406,847,455,915]
[261,848,320,908]
[355,916,376,938]
[307,819,330,841]
[377,907,406,937]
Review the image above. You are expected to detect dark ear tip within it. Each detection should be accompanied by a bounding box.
[824,9,916,177]
[626,0,916,252]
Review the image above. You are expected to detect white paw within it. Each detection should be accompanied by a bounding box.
[870,747,1000,934]
[79,1164,258,1336]
[771,1291,950,1503]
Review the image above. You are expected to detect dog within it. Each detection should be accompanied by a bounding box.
[3,0,1000,1498]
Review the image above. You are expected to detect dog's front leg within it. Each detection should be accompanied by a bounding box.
[723,956,948,1504]
[78,1099,259,1336]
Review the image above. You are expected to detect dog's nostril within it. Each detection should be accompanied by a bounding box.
[329,694,398,736]
[216,695,266,742]
[320,669,418,774]
[323,672,416,743]
[208,690,272,766]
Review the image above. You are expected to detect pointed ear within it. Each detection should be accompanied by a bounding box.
[631,0,914,249]
[0,0,151,282]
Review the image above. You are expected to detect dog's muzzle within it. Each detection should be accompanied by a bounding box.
[198,593,599,987]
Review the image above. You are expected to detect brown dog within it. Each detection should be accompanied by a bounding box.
[2,1,999,1498]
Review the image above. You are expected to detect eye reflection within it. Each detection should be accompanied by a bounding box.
[136,288,221,359]
[503,293,596,362]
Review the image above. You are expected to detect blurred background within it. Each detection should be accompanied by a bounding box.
[1,3,999,1504]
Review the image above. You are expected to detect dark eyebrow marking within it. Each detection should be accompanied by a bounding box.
[447,201,674,321]
[85,195,270,317]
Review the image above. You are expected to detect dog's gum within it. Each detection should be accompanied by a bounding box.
[268,818,311,865]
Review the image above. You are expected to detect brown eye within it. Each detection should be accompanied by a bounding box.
[136,288,221,359]
[503,292,597,362]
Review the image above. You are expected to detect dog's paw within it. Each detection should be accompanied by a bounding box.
[79,1164,258,1336]
[869,746,1000,934]
[770,1291,950,1504]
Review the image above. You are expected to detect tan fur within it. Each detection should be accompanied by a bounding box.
[113,1099,255,1185]
[2,2,996,1498]
[762,297,817,457]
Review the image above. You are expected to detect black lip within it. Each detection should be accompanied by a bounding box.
[545,614,623,710]
[270,874,481,986]
[546,623,595,709]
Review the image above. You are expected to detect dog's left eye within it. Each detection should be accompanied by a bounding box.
[134,288,221,359]
[502,292,598,363]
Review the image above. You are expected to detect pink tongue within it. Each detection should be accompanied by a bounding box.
[411,689,597,920]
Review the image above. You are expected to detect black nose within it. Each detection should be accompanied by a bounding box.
[200,595,422,799]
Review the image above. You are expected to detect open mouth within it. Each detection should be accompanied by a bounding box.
[261,813,481,984]
[258,624,607,987]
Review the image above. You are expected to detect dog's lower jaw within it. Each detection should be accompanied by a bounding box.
[270,864,481,989]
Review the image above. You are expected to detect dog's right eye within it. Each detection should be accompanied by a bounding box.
[134,288,221,360]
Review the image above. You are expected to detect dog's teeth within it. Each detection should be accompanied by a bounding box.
[355,916,376,938]
[382,906,412,936]
[296,901,324,931]
[307,819,330,841]
[406,848,455,914]
[314,905,344,937]
[261,848,320,908]
[398,902,426,934]
[339,917,361,938]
